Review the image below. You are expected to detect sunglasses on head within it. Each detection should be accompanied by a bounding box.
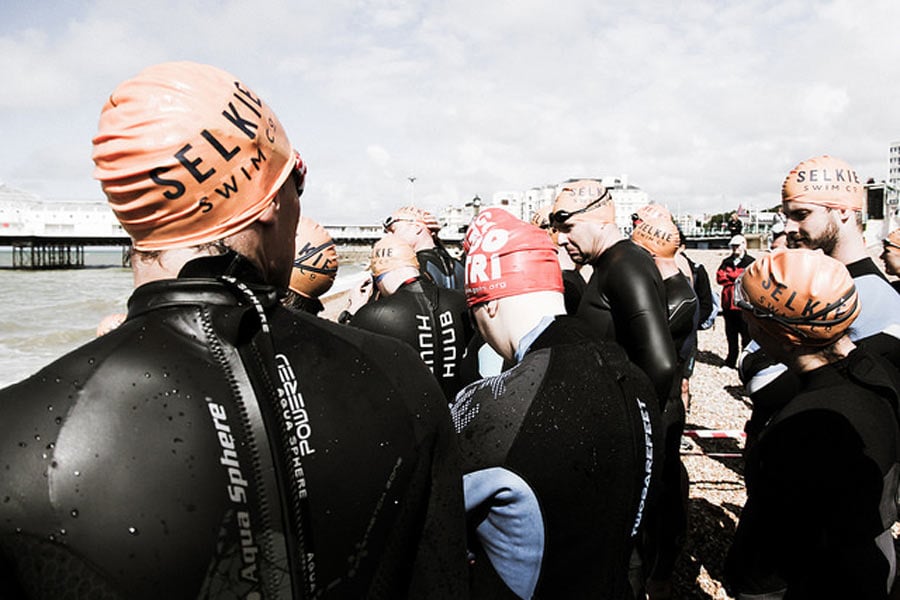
[548,188,610,226]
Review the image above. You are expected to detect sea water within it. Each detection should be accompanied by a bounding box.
[0,249,366,388]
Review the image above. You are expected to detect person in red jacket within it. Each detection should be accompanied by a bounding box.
[716,234,755,369]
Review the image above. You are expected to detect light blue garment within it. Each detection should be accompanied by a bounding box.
[514,315,557,364]
[463,467,545,600]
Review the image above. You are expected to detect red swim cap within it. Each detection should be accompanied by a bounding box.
[463,208,563,307]
[93,61,299,251]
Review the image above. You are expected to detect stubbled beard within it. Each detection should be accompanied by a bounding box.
[787,219,839,256]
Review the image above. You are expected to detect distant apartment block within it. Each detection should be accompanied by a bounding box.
[441,175,650,234]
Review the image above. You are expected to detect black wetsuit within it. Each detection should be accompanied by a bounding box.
[642,272,698,586]
[576,238,677,407]
[0,253,467,600]
[349,276,473,401]
[416,245,465,292]
[562,269,586,316]
[683,254,714,330]
[726,349,900,598]
[451,316,661,599]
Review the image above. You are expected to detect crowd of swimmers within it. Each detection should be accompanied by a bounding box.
[1,60,900,600]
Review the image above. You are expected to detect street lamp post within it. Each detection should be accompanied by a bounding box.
[465,194,482,218]
[408,176,417,204]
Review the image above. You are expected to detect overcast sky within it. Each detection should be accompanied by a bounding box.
[1,0,898,225]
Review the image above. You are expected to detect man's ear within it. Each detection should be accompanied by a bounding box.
[484,299,499,318]
[256,185,295,226]
[836,207,855,225]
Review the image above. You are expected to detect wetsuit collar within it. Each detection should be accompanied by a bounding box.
[177,251,268,284]
[846,256,888,282]
[515,315,557,363]
[127,251,280,319]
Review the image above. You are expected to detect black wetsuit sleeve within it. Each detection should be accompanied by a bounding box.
[606,264,678,406]
[692,263,714,325]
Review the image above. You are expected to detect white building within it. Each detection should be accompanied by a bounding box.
[0,184,124,237]
[890,141,900,188]
[440,175,650,234]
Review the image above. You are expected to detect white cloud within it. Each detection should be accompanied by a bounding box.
[1,0,900,221]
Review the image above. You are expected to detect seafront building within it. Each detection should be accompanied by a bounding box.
[439,175,650,235]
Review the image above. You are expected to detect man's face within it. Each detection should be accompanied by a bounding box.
[730,242,745,257]
[881,242,900,277]
[783,200,840,255]
[554,218,605,264]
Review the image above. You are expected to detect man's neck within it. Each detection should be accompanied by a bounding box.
[830,231,869,266]
[790,336,856,373]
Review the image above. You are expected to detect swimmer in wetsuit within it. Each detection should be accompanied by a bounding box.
[726,249,900,598]
[452,208,661,599]
[739,156,900,451]
[631,204,699,599]
[383,206,466,291]
[551,180,677,408]
[348,233,473,401]
[0,62,467,600]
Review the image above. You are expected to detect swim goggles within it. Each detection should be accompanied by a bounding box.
[548,188,611,226]
[382,215,418,232]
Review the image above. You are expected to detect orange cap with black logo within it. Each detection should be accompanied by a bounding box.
[92,61,299,251]
[631,204,679,259]
[370,233,419,277]
[383,205,428,232]
[884,228,900,249]
[736,248,860,346]
[289,216,339,299]
[551,179,615,224]
[781,155,864,212]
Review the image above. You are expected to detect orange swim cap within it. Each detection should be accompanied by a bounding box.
[781,155,864,212]
[289,216,339,299]
[735,248,859,346]
[631,204,679,259]
[383,205,428,232]
[419,209,442,233]
[530,205,552,229]
[93,61,299,251]
[370,233,419,277]
[464,208,563,307]
[551,179,615,225]
[884,228,900,249]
